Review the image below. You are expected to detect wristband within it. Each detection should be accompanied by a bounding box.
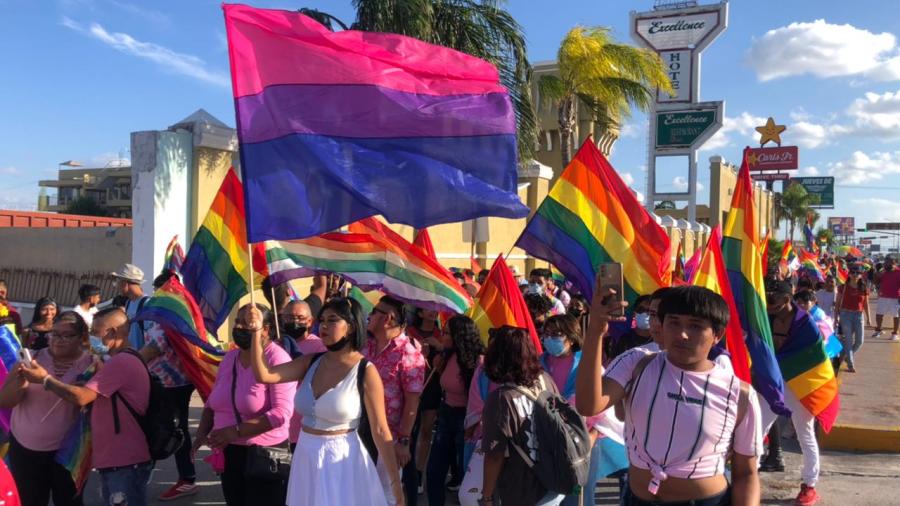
[396,436,410,446]
[42,376,51,389]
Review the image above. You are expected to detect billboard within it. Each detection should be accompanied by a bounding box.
[829,217,855,236]
[748,146,799,171]
[656,106,720,149]
[791,177,834,209]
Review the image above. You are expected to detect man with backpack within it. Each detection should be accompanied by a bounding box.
[21,307,153,506]
[576,285,763,506]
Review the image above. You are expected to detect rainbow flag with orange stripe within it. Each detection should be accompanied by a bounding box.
[515,138,671,302]
[692,225,751,382]
[722,148,787,416]
[181,168,268,332]
[467,255,541,353]
[135,276,226,400]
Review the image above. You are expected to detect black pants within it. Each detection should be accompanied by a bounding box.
[221,444,288,506]
[8,437,83,506]
[425,404,466,506]
[622,486,731,506]
[164,384,196,482]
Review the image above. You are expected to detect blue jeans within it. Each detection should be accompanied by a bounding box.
[98,461,153,506]
[839,310,864,368]
[425,404,466,506]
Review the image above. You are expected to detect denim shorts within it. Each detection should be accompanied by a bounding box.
[98,461,153,506]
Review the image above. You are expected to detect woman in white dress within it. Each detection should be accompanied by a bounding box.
[246,297,403,506]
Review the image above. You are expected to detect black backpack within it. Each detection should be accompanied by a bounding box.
[505,376,592,495]
[111,349,185,461]
[310,353,378,462]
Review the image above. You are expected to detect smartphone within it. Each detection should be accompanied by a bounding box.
[18,348,32,368]
[597,262,624,317]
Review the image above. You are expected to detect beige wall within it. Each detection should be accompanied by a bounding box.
[0,227,131,273]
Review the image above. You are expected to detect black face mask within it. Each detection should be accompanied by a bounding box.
[232,328,253,350]
[325,336,350,352]
[282,322,308,339]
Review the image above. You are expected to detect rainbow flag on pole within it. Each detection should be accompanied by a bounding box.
[135,276,226,400]
[692,225,752,382]
[722,148,788,416]
[181,168,267,333]
[515,138,671,302]
[223,4,528,242]
[467,255,541,353]
[163,235,186,275]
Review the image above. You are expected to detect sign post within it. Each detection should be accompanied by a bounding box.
[632,2,728,221]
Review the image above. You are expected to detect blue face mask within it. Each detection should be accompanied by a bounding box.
[89,334,109,356]
[634,313,651,330]
[542,336,567,357]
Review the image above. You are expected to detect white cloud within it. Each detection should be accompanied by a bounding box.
[619,120,647,139]
[700,112,767,152]
[61,17,228,87]
[748,20,900,82]
[86,152,130,167]
[851,198,900,221]
[672,176,702,192]
[845,90,900,139]
[827,150,900,184]
[0,167,20,175]
[620,172,635,186]
[799,166,820,176]
[791,121,831,148]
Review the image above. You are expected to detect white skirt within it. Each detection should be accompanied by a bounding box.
[287,431,388,506]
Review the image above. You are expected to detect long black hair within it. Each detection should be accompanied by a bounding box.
[447,315,485,390]
[31,297,58,326]
[318,297,367,351]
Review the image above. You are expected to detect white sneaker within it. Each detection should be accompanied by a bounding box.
[873,330,884,338]
[890,334,900,342]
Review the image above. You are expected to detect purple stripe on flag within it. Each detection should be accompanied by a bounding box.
[236,84,515,143]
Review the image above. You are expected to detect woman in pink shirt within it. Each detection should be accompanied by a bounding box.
[193,304,296,506]
[425,315,485,506]
[0,311,95,506]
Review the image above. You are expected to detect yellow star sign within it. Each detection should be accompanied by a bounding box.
[747,151,759,167]
[755,117,786,147]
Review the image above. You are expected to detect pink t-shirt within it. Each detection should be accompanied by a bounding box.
[879,269,900,299]
[85,351,151,469]
[206,344,296,447]
[296,334,327,355]
[544,353,575,397]
[364,333,426,436]
[11,350,95,451]
[604,350,763,492]
[440,354,468,408]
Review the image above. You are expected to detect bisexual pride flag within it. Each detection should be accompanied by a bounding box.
[223,4,528,242]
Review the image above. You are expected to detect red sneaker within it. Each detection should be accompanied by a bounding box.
[795,484,820,506]
[159,480,199,501]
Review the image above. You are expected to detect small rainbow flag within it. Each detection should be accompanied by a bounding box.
[798,248,825,282]
[515,138,671,302]
[163,235,186,275]
[467,255,541,353]
[55,409,93,493]
[834,259,849,285]
[134,276,226,400]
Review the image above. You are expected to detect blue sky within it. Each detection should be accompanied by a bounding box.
[3,0,899,247]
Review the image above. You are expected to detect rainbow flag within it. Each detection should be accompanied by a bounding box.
[515,138,671,302]
[134,276,226,400]
[413,229,436,259]
[798,248,825,282]
[54,409,92,493]
[804,223,818,254]
[181,168,267,333]
[778,310,840,432]
[674,240,686,281]
[264,222,471,315]
[722,148,788,416]
[349,286,381,316]
[224,4,528,242]
[468,255,541,353]
[683,247,702,284]
[834,259,849,285]
[163,235,186,275]
[692,225,751,382]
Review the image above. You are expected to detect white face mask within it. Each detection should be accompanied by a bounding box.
[634,313,651,330]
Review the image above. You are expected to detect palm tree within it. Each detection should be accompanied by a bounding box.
[780,183,818,242]
[301,0,537,161]
[537,27,672,168]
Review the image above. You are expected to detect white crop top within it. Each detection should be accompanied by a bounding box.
[296,358,371,431]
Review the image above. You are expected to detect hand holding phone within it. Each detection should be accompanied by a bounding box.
[18,348,32,368]
[596,263,625,318]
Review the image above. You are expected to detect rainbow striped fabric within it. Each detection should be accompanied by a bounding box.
[722,149,788,416]
[181,168,267,332]
[468,255,542,353]
[265,219,471,314]
[778,309,840,432]
[515,139,671,302]
[135,276,226,401]
[163,235,185,275]
[834,259,849,285]
[54,409,93,493]
[224,4,528,242]
[798,248,825,282]
[692,225,751,382]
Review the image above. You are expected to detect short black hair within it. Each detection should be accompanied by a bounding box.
[765,279,793,297]
[318,296,367,351]
[78,284,101,302]
[793,289,817,305]
[378,295,406,326]
[633,295,652,311]
[529,268,552,279]
[153,271,176,290]
[650,287,672,302]
[657,286,730,334]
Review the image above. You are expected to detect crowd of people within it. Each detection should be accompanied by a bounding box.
[0,251,895,506]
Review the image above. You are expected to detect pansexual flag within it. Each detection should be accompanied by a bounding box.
[223,4,528,242]
[692,225,751,382]
[180,168,267,332]
[134,276,226,400]
[467,255,541,353]
[722,148,788,416]
[515,139,671,302]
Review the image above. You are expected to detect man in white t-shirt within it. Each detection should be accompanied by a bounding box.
[815,277,837,320]
[73,283,100,327]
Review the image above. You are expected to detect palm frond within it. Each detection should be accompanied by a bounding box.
[298,8,349,31]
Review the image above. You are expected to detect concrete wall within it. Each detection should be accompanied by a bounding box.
[0,227,131,273]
